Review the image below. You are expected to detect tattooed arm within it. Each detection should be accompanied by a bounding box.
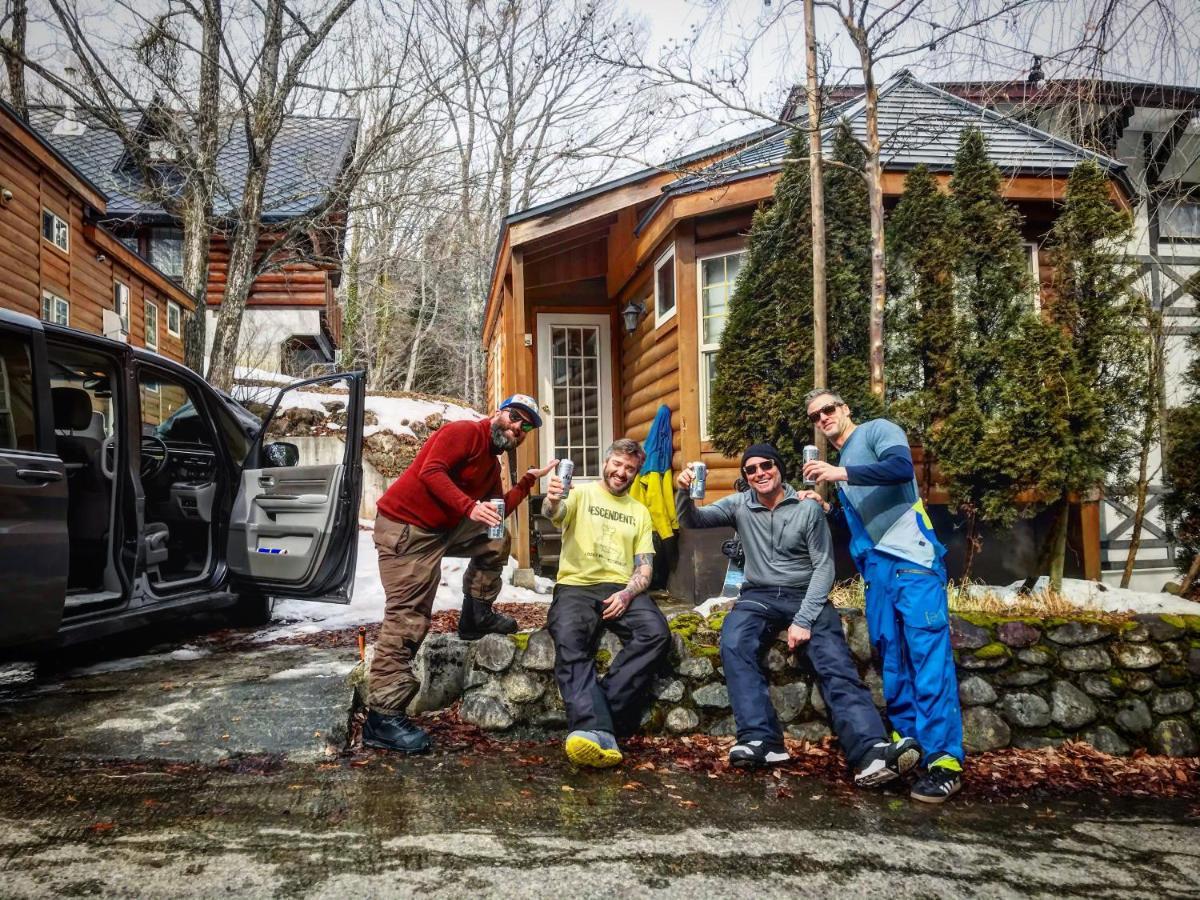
[602,553,654,620]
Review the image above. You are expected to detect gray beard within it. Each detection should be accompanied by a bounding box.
[490,422,515,451]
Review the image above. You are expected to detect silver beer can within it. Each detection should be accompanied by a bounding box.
[487,498,506,540]
[689,461,707,499]
[555,458,575,499]
[803,445,820,486]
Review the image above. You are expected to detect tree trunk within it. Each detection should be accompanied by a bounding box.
[1,0,27,119]
[1048,498,1070,593]
[804,0,829,468]
[861,66,886,400]
[180,199,212,373]
[962,508,982,580]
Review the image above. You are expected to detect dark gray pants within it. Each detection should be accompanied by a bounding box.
[547,583,670,737]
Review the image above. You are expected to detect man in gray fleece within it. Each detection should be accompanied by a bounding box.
[676,443,920,785]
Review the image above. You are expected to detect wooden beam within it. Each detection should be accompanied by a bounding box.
[675,221,702,471]
[510,249,533,570]
[510,171,678,248]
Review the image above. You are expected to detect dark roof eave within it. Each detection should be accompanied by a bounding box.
[0,96,110,205]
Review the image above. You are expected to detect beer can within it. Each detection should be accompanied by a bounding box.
[555,458,575,499]
[689,461,707,499]
[487,498,506,539]
[803,445,820,486]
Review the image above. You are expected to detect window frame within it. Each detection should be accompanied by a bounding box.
[40,290,70,326]
[149,226,185,279]
[166,300,181,337]
[41,208,69,254]
[113,281,130,334]
[1160,197,1200,243]
[696,249,745,441]
[144,300,159,352]
[653,244,677,328]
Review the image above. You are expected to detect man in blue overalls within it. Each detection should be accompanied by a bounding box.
[801,389,964,803]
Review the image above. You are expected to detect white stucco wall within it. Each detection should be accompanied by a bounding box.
[205,307,323,373]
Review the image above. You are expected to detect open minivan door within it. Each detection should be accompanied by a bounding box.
[226,370,366,604]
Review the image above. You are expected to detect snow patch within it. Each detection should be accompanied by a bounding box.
[968,577,1200,615]
[266,660,354,681]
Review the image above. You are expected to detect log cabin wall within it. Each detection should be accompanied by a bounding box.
[0,106,193,364]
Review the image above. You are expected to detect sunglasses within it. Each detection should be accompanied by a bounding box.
[507,409,535,432]
[807,402,841,424]
[742,459,776,476]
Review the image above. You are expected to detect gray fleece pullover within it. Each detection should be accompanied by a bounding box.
[675,484,835,630]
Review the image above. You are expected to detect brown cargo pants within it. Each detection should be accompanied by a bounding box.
[367,511,510,715]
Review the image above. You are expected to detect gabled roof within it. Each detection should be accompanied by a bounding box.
[26,106,359,223]
[663,71,1128,204]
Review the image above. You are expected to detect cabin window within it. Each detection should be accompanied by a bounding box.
[145,301,159,352]
[150,227,184,278]
[1024,242,1041,311]
[113,281,131,333]
[698,250,744,440]
[41,209,69,253]
[654,245,676,327]
[167,300,181,337]
[1162,199,1200,240]
[41,291,70,326]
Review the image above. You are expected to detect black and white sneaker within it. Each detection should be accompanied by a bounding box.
[910,764,963,803]
[854,736,922,787]
[728,740,790,769]
[888,736,922,777]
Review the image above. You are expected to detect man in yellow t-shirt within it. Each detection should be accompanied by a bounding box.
[543,438,670,768]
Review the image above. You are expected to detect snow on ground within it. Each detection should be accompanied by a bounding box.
[234,366,293,385]
[259,528,554,643]
[966,577,1200,616]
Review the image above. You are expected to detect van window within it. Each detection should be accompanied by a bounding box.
[0,334,37,451]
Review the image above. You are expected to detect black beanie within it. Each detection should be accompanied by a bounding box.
[740,443,786,478]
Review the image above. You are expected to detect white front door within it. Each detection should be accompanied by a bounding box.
[537,314,613,479]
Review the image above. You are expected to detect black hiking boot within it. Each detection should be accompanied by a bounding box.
[362,710,432,754]
[457,596,517,640]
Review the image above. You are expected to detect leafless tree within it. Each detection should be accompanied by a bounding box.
[0,0,28,118]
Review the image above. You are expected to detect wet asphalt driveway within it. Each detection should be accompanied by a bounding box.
[0,622,1197,899]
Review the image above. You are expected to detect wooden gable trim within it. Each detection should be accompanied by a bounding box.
[84,222,197,311]
[0,106,107,211]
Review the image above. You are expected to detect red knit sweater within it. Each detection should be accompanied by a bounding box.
[376,418,536,531]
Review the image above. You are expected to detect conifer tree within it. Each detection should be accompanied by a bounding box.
[1042,160,1148,588]
[709,123,875,473]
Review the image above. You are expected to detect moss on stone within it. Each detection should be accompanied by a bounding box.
[510,633,530,651]
[957,612,1040,629]
[1108,671,1127,690]
[691,644,721,659]
[668,613,705,641]
[1159,613,1187,630]
[1182,615,1200,634]
[706,610,729,632]
[973,642,1010,660]
[595,649,612,667]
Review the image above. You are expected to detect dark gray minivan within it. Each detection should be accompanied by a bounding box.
[0,308,364,655]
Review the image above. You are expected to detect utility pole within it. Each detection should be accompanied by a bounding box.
[804,0,829,461]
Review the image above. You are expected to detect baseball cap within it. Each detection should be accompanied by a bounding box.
[499,393,543,428]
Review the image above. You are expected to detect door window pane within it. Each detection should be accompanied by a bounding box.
[655,248,676,324]
[698,251,745,440]
[0,335,36,450]
[549,324,604,477]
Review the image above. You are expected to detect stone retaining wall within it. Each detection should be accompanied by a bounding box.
[356,609,1200,757]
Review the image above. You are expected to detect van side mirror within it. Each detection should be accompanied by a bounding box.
[263,441,299,468]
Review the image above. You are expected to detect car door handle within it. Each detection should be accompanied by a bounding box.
[17,469,64,483]
[259,475,275,487]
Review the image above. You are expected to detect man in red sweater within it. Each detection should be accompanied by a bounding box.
[365,393,557,753]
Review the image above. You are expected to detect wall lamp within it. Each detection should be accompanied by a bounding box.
[621,299,645,334]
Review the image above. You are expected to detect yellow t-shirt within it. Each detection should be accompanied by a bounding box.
[552,481,655,587]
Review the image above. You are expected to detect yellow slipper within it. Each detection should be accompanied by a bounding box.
[564,730,623,768]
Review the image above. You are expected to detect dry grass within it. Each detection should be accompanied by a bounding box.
[829,576,1133,622]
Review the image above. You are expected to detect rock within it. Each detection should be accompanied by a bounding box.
[640,705,665,732]
[864,669,885,708]
[692,683,731,709]
[363,430,421,479]
[424,412,445,431]
[1188,648,1200,678]
[463,666,490,691]
[998,692,1051,728]
[1017,646,1055,666]
[950,617,991,650]
[459,692,513,730]
[1013,735,1064,750]
[843,614,873,662]
[511,569,538,590]
[997,622,1041,648]
[1059,646,1111,672]
[1121,623,1150,643]
[1152,690,1195,715]
[769,683,809,723]
[532,708,567,728]
[520,630,556,671]
[787,721,831,742]
[677,656,714,680]
[1047,622,1110,646]
[1078,673,1121,699]
[960,649,1010,671]
[764,646,787,673]
[1159,641,1185,664]
[500,671,545,704]
[1114,698,1153,734]
[962,707,1011,753]
[407,634,470,715]
[1153,666,1189,688]
[321,400,346,414]
[599,632,624,660]
[669,632,688,663]
[1129,672,1156,692]
[1150,719,1199,757]
[810,685,827,715]
[708,715,738,737]
[1110,642,1162,669]
[1081,725,1130,756]
[473,634,516,673]
[1050,681,1097,729]
[959,676,997,707]
[665,707,700,733]
[999,668,1049,687]
[652,677,685,702]
[1135,613,1186,641]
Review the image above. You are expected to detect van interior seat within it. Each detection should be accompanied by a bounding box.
[52,386,99,469]
[52,386,111,589]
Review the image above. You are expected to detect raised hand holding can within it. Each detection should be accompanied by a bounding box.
[689,461,707,499]
[802,445,820,486]
[487,498,506,539]
[555,458,575,499]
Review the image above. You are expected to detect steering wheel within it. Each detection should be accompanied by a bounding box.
[140,434,170,480]
[100,434,117,481]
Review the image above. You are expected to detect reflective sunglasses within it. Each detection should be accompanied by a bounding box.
[507,409,536,432]
[807,402,841,424]
[742,459,776,476]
